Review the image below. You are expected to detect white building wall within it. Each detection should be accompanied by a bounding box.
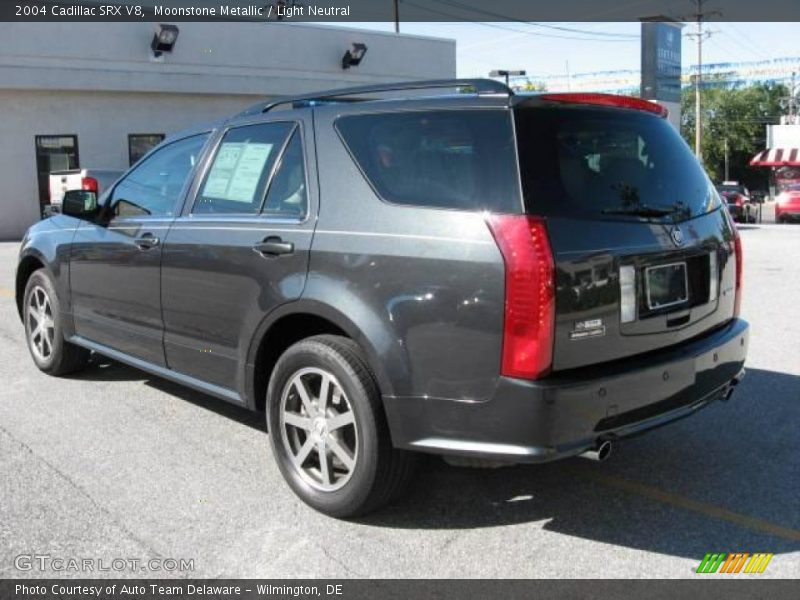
[767,124,800,148]
[0,22,456,239]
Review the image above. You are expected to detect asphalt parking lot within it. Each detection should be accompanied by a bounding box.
[0,225,798,579]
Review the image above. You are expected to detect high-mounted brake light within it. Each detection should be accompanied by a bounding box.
[540,93,669,118]
[486,215,555,380]
[733,228,743,317]
[81,176,99,193]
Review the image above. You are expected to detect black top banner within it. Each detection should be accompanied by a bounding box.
[4,0,800,22]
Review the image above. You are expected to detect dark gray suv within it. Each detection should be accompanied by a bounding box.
[16,80,749,517]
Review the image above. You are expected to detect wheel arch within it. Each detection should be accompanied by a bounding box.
[244,300,396,412]
[15,253,47,320]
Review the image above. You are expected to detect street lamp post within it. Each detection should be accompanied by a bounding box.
[489,69,526,88]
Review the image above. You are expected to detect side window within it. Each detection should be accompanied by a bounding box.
[194,122,294,214]
[109,134,208,218]
[336,110,520,213]
[263,130,308,218]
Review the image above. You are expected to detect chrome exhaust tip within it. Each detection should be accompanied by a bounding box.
[579,440,612,462]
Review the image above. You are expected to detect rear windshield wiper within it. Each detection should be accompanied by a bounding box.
[601,205,676,218]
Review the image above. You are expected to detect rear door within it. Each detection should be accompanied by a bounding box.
[70,134,209,366]
[514,103,737,371]
[160,116,317,392]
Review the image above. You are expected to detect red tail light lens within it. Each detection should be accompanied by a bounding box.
[81,177,98,193]
[540,93,669,118]
[733,229,743,317]
[487,215,555,380]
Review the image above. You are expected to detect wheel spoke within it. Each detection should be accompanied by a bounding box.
[327,436,355,471]
[283,411,312,431]
[293,377,316,416]
[327,411,355,431]
[42,334,52,357]
[318,372,331,413]
[318,440,331,486]
[292,436,315,468]
[27,306,39,324]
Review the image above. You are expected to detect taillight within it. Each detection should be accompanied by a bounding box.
[733,229,743,317]
[486,215,555,380]
[539,93,669,118]
[81,177,98,193]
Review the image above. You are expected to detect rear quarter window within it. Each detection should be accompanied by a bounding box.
[336,110,521,213]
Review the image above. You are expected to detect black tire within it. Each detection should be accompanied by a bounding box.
[23,269,90,376]
[266,334,417,518]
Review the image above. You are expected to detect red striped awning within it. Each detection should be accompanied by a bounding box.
[750,148,800,167]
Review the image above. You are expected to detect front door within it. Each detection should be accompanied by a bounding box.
[160,118,317,392]
[70,134,210,366]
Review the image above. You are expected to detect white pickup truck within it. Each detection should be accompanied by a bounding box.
[45,168,123,216]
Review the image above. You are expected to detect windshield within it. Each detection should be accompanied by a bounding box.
[514,106,719,222]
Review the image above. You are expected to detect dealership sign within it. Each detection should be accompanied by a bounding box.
[641,21,683,103]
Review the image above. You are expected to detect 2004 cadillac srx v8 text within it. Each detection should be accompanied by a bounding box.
[16,80,748,517]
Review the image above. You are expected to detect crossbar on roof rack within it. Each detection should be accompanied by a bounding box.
[236,78,513,117]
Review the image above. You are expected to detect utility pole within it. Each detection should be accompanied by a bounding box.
[724,138,729,181]
[393,0,399,34]
[686,0,714,163]
[778,71,798,124]
[566,60,571,91]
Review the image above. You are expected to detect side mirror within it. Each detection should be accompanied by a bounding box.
[62,190,98,220]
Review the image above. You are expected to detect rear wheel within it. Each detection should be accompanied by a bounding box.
[266,335,417,518]
[23,270,90,375]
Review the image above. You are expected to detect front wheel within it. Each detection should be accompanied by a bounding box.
[23,269,90,375]
[266,335,417,518]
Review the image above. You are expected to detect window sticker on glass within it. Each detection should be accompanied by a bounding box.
[202,142,274,204]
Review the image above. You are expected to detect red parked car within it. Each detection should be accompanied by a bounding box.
[775,184,800,223]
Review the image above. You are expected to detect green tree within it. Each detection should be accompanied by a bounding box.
[680,82,786,189]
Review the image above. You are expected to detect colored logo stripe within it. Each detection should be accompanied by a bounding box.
[744,553,774,573]
[696,552,773,574]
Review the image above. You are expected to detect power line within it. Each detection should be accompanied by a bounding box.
[403,2,638,44]
[426,0,639,39]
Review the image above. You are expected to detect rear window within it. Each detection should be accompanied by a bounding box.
[336,110,520,213]
[514,107,719,221]
[717,185,746,195]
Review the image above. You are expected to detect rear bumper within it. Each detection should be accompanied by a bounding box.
[384,318,749,462]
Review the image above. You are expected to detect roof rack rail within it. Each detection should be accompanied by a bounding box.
[236,78,513,117]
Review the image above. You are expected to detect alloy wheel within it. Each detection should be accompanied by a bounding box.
[279,367,358,492]
[27,285,55,362]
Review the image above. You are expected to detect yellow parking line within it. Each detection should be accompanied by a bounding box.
[584,472,800,543]
[0,287,13,298]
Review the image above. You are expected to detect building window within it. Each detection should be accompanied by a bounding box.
[128,134,165,166]
[35,135,79,209]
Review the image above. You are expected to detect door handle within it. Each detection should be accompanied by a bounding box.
[253,236,294,256]
[134,233,160,250]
